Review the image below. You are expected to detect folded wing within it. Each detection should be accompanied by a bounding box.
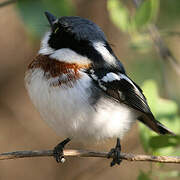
[89,71,175,135]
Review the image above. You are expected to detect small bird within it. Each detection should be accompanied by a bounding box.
[25,11,175,166]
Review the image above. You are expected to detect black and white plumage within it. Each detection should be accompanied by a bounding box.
[25,12,174,165]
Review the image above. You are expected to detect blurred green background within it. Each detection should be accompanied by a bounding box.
[0,0,179,179]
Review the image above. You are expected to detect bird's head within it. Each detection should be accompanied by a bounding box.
[39,11,125,72]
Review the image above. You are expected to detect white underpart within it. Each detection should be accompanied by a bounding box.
[50,48,91,64]
[25,69,138,143]
[93,41,116,65]
[39,32,55,55]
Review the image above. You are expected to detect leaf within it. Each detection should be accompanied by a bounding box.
[16,0,75,38]
[107,0,130,32]
[132,0,159,29]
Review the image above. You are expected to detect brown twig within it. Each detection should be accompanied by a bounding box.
[0,0,16,8]
[0,149,180,163]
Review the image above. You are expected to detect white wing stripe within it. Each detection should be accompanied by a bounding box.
[101,72,120,82]
[99,72,144,98]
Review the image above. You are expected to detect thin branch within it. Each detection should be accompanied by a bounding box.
[0,0,16,8]
[0,149,180,163]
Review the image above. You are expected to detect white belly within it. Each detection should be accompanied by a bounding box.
[25,68,137,142]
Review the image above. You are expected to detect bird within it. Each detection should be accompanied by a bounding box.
[25,11,175,166]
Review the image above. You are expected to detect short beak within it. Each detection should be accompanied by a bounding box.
[44,11,57,28]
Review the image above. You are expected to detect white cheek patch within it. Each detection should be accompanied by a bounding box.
[50,48,91,64]
[93,41,116,64]
[39,31,55,55]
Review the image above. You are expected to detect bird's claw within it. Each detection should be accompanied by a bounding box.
[108,138,122,167]
[53,138,71,163]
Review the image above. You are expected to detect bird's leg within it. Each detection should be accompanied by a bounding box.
[53,138,71,163]
[107,138,122,166]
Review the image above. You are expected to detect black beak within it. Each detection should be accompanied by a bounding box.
[44,11,57,28]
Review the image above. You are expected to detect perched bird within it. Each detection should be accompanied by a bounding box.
[25,11,175,166]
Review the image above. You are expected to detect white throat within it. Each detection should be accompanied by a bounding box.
[39,31,55,55]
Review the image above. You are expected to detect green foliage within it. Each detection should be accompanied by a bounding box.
[107,0,130,32]
[132,0,159,29]
[16,0,75,38]
[107,0,159,52]
[107,0,159,32]
[139,80,180,155]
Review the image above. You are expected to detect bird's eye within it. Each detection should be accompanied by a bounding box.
[54,27,59,34]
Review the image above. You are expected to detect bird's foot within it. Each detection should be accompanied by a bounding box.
[107,138,122,167]
[53,138,71,163]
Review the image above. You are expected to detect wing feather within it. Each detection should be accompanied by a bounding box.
[89,71,175,135]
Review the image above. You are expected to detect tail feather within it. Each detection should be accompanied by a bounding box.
[138,115,175,136]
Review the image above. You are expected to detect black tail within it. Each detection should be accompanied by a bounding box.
[138,115,175,136]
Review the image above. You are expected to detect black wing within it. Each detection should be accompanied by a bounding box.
[89,70,175,135]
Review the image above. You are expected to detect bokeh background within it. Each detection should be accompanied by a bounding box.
[0,0,179,179]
